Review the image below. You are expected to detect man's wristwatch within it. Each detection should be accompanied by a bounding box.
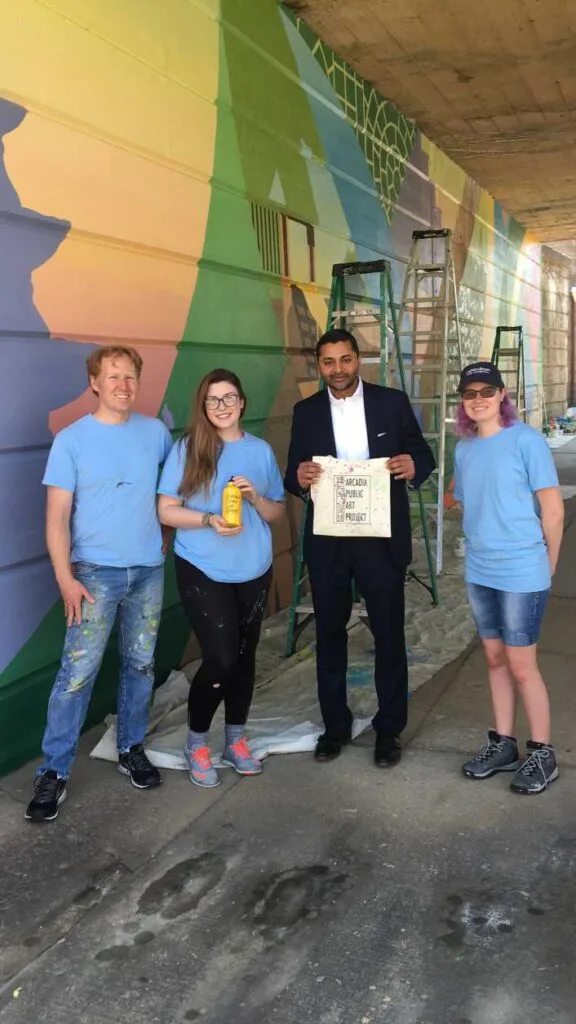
[201,511,213,528]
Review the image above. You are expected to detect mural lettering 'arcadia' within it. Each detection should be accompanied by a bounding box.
[0,0,542,774]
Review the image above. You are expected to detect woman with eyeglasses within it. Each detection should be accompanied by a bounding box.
[158,369,285,787]
[453,361,564,795]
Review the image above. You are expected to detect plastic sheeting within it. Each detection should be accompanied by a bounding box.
[90,656,373,770]
[90,569,480,770]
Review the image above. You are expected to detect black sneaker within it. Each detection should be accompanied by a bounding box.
[510,743,558,795]
[118,744,162,789]
[25,771,67,823]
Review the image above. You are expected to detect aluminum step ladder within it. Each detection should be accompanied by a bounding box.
[285,258,438,658]
[392,228,463,577]
[491,325,526,421]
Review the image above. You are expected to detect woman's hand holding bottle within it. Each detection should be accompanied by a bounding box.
[209,514,243,537]
[231,476,259,505]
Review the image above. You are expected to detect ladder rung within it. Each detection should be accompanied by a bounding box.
[333,259,391,277]
[332,309,382,318]
[403,294,454,301]
[408,388,461,394]
[413,228,450,240]
[295,602,368,617]
[404,305,455,312]
[398,331,446,338]
[405,346,460,353]
[415,265,447,273]
[496,348,520,356]
[403,302,456,310]
[408,397,448,404]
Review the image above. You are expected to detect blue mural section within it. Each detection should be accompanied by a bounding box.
[0,98,95,675]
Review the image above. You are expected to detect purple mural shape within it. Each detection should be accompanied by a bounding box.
[0,98,96,675]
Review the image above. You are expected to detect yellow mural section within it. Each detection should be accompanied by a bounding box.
[0,0,220,422]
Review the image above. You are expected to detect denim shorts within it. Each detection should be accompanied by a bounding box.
[466,583,550,647]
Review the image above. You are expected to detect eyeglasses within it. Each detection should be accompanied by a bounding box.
[461,386,499,400]
[204,392,240,410]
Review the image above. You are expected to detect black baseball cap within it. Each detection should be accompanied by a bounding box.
[458,361,504,392]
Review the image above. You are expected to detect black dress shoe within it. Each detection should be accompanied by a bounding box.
[314,732,352,762]
[374,734,402,768]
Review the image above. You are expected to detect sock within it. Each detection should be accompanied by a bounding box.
[493,730,517,743]
[186,729,208,751]
[528,740,553,750]
[225,724,244,747]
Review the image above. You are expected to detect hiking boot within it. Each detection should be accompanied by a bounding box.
[462,730,521,780]
[221,738,262,776]
[185,745,220,788]
[510,744,558,795]
[25,771,67,823]
[118,744,162,789]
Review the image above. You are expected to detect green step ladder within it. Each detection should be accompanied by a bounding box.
[285,258,438,658]
[491,325,527,421]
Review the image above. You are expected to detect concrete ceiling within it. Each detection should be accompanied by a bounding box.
[285,0,576,242]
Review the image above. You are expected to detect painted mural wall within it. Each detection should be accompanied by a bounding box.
[541,247,571,417]
[0,0,542,773]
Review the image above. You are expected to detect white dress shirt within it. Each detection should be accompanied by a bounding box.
[328,378,370,460]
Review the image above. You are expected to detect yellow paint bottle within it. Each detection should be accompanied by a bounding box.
[222,477,242,527]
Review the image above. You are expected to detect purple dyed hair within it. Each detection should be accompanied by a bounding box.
[455,392,519,438]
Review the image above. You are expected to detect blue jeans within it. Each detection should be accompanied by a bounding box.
[38,562,164,779]
[466,582,550,647]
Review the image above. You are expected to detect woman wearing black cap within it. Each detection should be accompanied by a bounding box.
[453,361,564,795]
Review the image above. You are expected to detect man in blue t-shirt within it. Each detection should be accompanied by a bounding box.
[26,346,172,824]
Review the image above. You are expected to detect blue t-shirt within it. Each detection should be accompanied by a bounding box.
[454,422,559,592]
[158,432,285,583]
[43,413,172,568]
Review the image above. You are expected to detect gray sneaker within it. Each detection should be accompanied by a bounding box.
[510,744,558,795]
[221,738,262,776]
[462,730,522,780]
[184,745,220,788]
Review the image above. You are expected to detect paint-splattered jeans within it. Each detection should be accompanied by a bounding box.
[37,562,164,779]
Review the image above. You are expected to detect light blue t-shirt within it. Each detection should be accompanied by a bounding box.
[454,422,559,592]
[158,432,285,583]
[43,413,172,567]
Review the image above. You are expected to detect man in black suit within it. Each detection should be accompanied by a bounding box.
[285,328,435,766]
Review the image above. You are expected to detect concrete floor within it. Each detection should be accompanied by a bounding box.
[1,446,576,1024]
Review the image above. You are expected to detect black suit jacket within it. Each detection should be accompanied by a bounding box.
[284,381,435,569]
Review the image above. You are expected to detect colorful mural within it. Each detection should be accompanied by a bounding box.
[0,0,542,774]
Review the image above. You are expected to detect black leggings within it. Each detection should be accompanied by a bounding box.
[175,555,272,733]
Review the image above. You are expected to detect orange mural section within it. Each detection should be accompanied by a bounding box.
[1,0,219,425]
